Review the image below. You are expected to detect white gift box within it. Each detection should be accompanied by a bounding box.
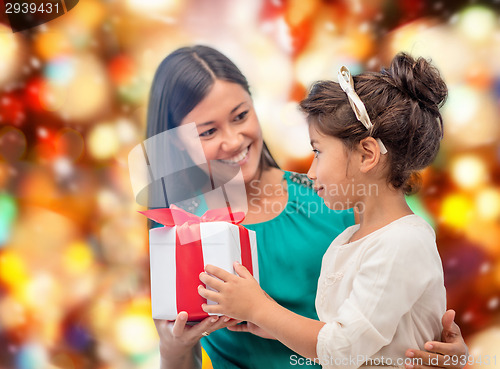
[149,221,258,321]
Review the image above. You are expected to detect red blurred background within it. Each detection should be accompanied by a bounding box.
[1,0,500,368]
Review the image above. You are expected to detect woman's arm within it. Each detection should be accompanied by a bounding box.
[154,312,241,369]
[199,262,325,360]
[405,310,468,369]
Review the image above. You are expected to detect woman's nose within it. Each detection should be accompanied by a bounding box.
[220,128,244,153]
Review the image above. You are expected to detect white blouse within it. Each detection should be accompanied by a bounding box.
[315,214,446,369]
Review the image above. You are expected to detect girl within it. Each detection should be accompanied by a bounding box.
[148,46,467,369]
[198,53,450,369]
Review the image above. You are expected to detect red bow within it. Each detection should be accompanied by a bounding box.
[139,204,245,227]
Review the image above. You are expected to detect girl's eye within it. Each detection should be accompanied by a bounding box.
[199,128,217,137]
[234,110,248,122]
[312,149,320,158]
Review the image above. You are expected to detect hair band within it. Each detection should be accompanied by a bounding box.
[337,66,388,154]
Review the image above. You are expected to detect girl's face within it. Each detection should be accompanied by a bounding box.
[307,124,359,210]
[180,80,263,184]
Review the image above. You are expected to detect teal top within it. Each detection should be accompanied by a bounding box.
[201,171,355,369]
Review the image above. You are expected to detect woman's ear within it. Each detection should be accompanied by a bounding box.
[358,137,381,173]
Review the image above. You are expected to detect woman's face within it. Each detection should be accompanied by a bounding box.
[180,80,263,184]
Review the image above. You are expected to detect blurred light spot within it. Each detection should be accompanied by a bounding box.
[462,310,474,323]
[443,86,480,128]
[476,188,500,220]
[457,6,496,42]
[440,194,473,229]
[0,193,17,246]
[467,326,500,369]
[0,296,26,329]
[22,273,57,308]
[37,127,48,139]
[116,118,138,144]
[126,0,181,14]
[115,314,156,354]
[97,189,120,215]
[114,300,157,355]
[40,81,68,112]
[63,241,93,275]
[450,155,488,190]
[0,251,29,288]
[442,84,500,147]
[488,297,499,310]
[34,30,72,60]
[56,128,85,162]
[68,0,106,31]
[44,57,75,85]
[43,55,111,121]
[87,123,120,160]
[480,262,491,274]
[406,194,435,228]
[0,25,21,85]
[0,126,27,162]
[15,344,48,369]
[109,55,135,86]
[53,157,73,179]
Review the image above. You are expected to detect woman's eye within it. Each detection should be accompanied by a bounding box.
[312,149,320,158]
[199,128,216,137]
[234,110,248,122]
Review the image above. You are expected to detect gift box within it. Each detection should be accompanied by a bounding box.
[141,206,259,321]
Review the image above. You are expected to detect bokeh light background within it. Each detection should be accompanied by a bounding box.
[1,0,500,368]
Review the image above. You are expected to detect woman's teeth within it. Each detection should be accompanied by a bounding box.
[218,147,249,165]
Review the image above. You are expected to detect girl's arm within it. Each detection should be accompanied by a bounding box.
[199,262,325,359]
[201,227,446,369]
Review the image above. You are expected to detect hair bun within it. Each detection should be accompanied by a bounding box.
[384,53,447,113]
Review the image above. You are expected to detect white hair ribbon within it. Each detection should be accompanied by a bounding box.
[337,66,388,154]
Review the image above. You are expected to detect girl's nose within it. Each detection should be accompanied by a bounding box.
[307,159,317,181]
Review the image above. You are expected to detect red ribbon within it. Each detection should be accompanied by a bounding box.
[140,205,254,321]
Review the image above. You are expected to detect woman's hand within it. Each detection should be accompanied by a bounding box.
[198,262,269,322]
[154,311,241,369]
[405,310,468,369]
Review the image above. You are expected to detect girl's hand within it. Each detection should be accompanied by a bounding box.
[198,262,268,322]
[404,310,468,369]
[227,321,277,340]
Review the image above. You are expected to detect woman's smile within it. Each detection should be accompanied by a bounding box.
[217,145,251,166]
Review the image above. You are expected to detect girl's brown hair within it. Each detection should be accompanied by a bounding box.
[300,53,447,195]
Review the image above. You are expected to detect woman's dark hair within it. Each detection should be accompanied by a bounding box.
[300,53,447,195]
[146,45,279,170]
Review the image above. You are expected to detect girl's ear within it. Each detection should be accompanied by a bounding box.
[358,137,381,173]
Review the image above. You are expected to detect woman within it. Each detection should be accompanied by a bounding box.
[148,45,467,369]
